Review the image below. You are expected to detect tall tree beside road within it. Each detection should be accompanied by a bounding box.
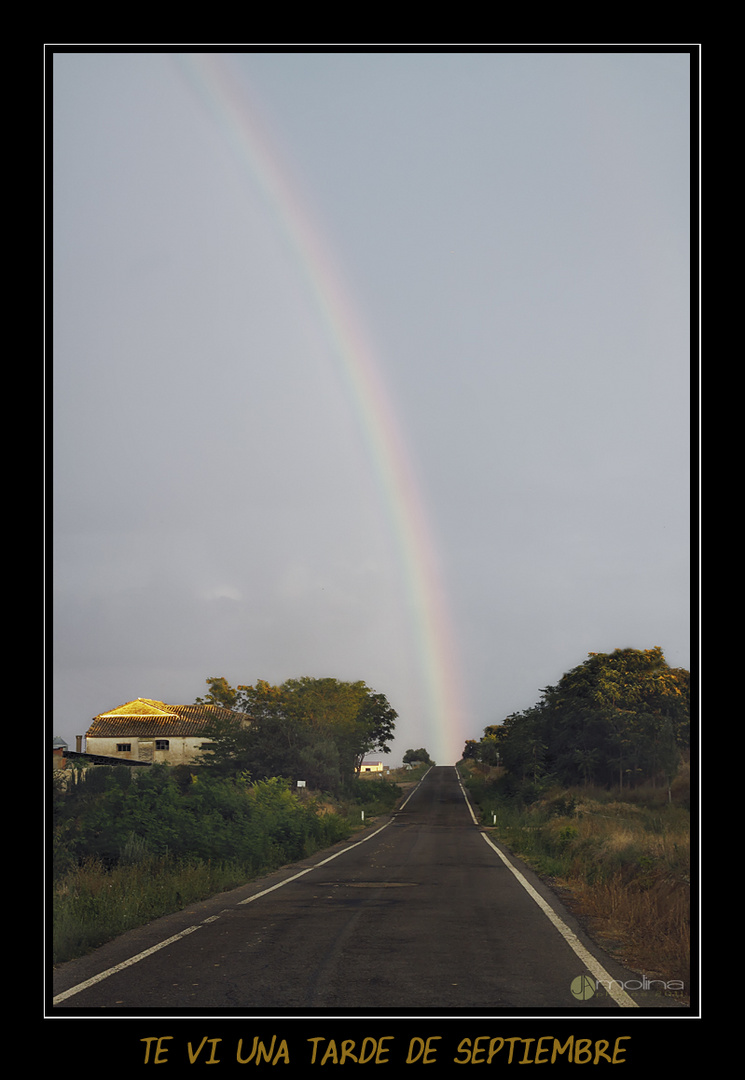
[196,675,396,790]
[194,676,241,711]
[350,689,398,774]
[403,747,435,766]
[466,648,689,791]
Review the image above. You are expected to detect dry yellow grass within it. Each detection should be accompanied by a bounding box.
[558,871,690,988]
[463,765,692,1000]
[532,796,691,994]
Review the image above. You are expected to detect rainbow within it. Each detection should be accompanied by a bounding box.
[173,53,467,764]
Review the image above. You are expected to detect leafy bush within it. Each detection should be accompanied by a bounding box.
[51,762,399,963]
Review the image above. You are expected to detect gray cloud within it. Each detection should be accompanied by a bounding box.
[52,51,692,763]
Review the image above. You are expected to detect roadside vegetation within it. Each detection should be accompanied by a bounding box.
[52,763,402,965]
[461,760,690,991]
[461,647,692,998]
[52,672,405,967]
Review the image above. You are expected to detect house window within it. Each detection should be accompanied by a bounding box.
[117,743,131,752]
[155,740,170,751]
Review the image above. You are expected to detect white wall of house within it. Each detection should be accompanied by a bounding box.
[85,735,208,765]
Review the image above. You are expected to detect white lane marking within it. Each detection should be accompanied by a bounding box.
[479,831,638,1009]
[456,767,636,1007]
[52,773,439,1006]
[455,768,480,824]
[52,923,203,1004]
[235,777,423,911]
[52,820,396,1005]
[237,821,392,905]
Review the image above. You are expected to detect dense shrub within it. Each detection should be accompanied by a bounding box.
[53,766,354,875]
[51,763,400,964]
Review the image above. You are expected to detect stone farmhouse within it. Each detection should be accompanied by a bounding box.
[83,698,251,766]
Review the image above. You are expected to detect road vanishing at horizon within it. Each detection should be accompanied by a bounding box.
[51,766,683,1014]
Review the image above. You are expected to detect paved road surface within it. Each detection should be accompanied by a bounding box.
[51,766,680,1013]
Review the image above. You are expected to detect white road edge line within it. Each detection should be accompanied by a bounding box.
[455,766,637,1009]
[236,821,392,906]
[52,816,402,1006]
[479,831,638,1009]
[235,775,426,908]
[52,924,203,1005]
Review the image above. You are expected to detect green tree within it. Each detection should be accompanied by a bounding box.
[197,710,256,776]
[461,739,480,761]
[544,647,689,789]
[198,675,396,791]
[496,708,548,784]
[246,677,396,779]
[195,676,241,711]
[470,647,690,793]
[351,690,398,774]
[403,747,434,766]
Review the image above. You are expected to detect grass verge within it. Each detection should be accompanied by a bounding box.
[52,853,255,964]
[461,763,691,999]
[52,777,402,966]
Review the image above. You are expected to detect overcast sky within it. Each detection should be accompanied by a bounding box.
[51,50,692,765]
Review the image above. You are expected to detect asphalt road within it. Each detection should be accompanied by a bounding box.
[51,766,680,1014]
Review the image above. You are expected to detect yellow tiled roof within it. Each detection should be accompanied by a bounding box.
[87,699,250,738]
[97,698,176,717]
